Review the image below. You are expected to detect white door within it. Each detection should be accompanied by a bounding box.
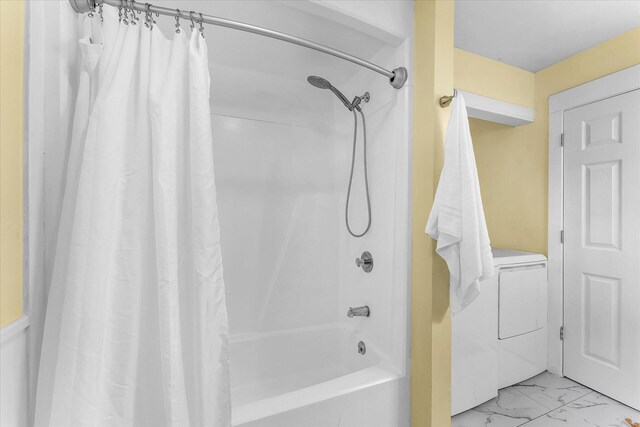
[564,89,640,410]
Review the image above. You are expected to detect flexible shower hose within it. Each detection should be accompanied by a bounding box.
[345,108,371,238]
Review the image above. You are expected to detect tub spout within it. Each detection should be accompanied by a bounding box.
[347,306,370,318]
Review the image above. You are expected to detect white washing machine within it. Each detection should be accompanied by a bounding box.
[452,249,548,415]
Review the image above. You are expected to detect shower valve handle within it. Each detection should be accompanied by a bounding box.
[355,251,373,273]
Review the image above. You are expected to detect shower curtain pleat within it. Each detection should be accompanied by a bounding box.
[34,8,231,427]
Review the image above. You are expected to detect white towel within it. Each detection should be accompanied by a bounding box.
[426,94,494,315]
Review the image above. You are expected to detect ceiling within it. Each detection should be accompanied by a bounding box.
[455,0,640,72]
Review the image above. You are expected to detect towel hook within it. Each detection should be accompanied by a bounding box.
[439,88,457,108]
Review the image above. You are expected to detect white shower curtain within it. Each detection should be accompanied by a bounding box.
[34,8,230,427]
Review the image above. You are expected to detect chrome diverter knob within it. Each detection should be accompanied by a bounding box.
[355,251,373,273]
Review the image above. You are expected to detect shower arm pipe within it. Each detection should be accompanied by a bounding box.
[68,0,408,89]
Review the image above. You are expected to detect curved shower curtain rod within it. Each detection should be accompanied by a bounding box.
[68,0,408,89]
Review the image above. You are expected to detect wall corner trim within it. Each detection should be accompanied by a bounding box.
[0,316,30,346]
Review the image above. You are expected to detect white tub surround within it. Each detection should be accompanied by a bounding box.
[212,1,411,424]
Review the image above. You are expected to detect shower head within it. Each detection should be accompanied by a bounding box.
[307,76,331,89]
[307,75,353,111]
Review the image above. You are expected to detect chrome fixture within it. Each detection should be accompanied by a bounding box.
[307,76,355,111]
[358,341,366,355]
[308,76,372,238]
[69,0,407,89]
[439,88,458,108]
[351,92,370,111]
[355,251,373,273]
[307,78,370,112]
[347,306,370,318]
[344,108,371,237]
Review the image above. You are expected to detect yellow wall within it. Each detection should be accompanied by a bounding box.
[415,19,640,427]
[0,0,24,328]
[453,49,544,252]
[531,27,640,248]
[536,27,640,101]
[412,2,454,426]
[454,27,640,255]
[470,118,547,253]
[454,48,535,109]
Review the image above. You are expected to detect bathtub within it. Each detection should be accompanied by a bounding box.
[230,325,408,427]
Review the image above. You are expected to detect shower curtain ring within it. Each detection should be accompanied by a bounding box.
[189,11,196,30]
[120,0,129,24]
[98,3,103,22]
[87,0,95,18]
[175,9,181,33]
[199,13,205,38]
[128,0,138,25]
[144,3,154,29]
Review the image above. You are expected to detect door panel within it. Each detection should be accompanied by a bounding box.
[583,160,621,249]
[564,89,640,410]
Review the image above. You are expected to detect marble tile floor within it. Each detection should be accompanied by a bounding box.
[452,371,640,427]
